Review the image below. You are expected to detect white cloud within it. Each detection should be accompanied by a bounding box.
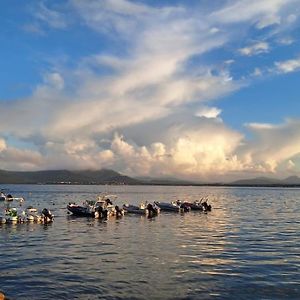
[0,0,299,180]
[34,2,68,29]
[99,120,245,180]
[224,59,235,65]
[210,0,297,28]
[239,119,300,174]
[70,0,159,36]
[210,27,220,34]
[0,138,7,152]
[0,142,43,171]
[14,1,237,143]
[246,122,275,129]
[239,42,269,56]
[251,67,263,77]
[196,107,222,119]
[44,72,64,90]
[275,57,300,73]
[287,159,295,170]
[277,37,294,45]
[287,14,297,23]
[256,15,281,29]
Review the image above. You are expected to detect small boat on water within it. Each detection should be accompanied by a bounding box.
[123,203,148,215]
[182,199,212,212]
[5,208,19,223]
[154,201,191,212]
[6,197,25,203]
[123,202,160,217]
[67,195,119,218]
[5,194,14,202]
[1,206,54,224]
[95,195,120,218]
[26,206,41,222]
[0,191,24,202]
[0,191,6,201]
[154,201,178,212]
[67,201,95,217]
[41,208,54,223]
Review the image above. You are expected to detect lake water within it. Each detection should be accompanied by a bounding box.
[0,185,300,299]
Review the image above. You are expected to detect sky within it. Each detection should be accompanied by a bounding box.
[0,0,300,182]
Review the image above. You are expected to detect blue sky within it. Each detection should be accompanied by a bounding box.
[0,0,300,181]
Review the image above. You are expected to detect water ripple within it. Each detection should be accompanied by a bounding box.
[1,185,300,299]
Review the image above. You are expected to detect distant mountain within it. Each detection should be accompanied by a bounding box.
[0,168,300,186]
[0,169,140,185]
[136,176,197,186]
[230,176,281,186]
[282,176,300,185]
[230,176,300,186]
[0,169,199,186]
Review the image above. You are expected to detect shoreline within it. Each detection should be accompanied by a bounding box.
[1,182,300,188]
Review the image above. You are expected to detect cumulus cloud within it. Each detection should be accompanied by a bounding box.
[240,119,300,174]
[99,118,245,180]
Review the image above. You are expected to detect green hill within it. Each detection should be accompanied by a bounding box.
[0,169,140,185]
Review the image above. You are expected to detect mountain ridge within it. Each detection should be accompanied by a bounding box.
[0,168,299,186]
[0,169,139,185]
[229,175,300,186]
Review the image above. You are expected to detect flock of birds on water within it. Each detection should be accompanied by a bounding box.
[0,191,212,225]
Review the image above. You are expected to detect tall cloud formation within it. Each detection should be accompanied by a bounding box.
[0,0,300,181]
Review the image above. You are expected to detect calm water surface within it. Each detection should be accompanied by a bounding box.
[0,185,300,299]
